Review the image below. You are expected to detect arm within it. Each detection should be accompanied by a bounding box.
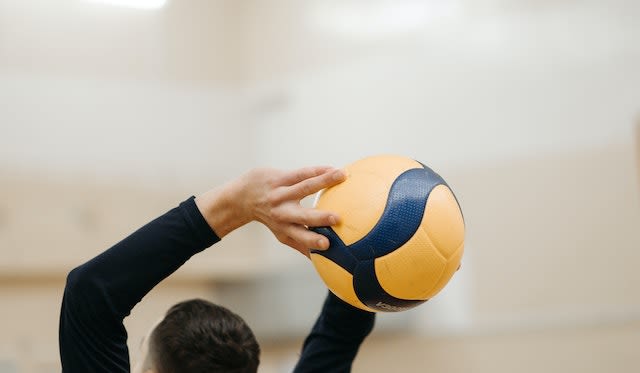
[294,292,376,373]
[59,166,345,372]
[59,197,219,372]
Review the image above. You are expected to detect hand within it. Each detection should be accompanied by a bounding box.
[196,166,346,257]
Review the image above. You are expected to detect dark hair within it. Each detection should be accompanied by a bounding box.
[149,299,260,373]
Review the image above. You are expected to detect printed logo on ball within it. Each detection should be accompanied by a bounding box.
[375,302,408,312]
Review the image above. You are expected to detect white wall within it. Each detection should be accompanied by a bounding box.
[243,0,639,167]
[0,73,250,188]
[0,0,251,189]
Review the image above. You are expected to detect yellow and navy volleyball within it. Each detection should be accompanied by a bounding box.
[310,155,465,312]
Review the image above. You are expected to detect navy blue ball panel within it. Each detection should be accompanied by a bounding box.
[353,260,428,312]
[311,165,446,272]
[348,167,445,260]
[310,227,358,273]
[420,161,464,221]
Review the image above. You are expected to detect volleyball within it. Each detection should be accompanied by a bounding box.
[310,155,465,312]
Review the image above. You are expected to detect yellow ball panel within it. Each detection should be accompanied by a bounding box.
[315,155,422,245]
[374,225,447,300]
[428,242,464,297]
[423,184,465,260]
[310,253,375,312]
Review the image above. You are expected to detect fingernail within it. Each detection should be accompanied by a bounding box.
[328,215,337,225]
[317,238,328,250]
[332,170,346,181]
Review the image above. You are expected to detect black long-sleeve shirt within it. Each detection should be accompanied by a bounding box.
[59,197,375,372]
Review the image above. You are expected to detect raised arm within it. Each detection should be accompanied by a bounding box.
[59,166,345,372]
[59,196,219,371]
[294,292,376,373]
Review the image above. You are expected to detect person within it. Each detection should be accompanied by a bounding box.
[59,166,376,372]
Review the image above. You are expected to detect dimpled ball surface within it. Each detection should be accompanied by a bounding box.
[310,155,465,312]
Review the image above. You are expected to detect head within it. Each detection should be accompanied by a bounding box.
[134,299,260,373]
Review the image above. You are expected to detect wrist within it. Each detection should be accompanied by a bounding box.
[195,181,250,238]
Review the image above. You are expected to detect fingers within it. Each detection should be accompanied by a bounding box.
[276,168,346,201]
[273,224,331,257]
[251,165,345,259]
[277,166,334,187]
[272,201,338,228]
[279,235,310,258]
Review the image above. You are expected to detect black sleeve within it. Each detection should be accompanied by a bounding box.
[293,292,376,373]
[59,197,220,372]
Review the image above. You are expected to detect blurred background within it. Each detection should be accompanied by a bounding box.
[1,0,639,372]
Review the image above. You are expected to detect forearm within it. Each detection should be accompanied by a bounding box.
[294,292,376,373]
[64,197,219,320]
[59,165,347,371]
[60,197,220,371]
